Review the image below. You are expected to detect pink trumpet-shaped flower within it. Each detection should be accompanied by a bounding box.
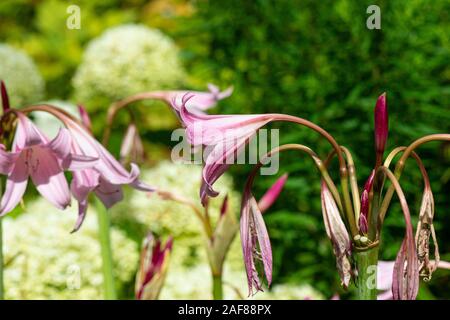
[168,84,233,114]
[374,93,388,159]
[240,185,273,295]
[178,94,273,205]
[0,113,97,215]
[136,233,173,300]
[258,173,288,213]
[50,109,155,231]
[321,181,352,288]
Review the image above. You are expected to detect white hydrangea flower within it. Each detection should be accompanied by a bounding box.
[0,44,45,107]
[111,161,243,270]
[3,198,138,299]
[72,24,185,106]
[160,264,323,300]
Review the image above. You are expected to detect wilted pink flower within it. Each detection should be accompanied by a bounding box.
[0,113,97,215]
[415,187,439,281]
[378,259,450,300]
[240,186,273,295]
[392,224,419,300]
[374,93,388,160]
[321,181,352,288]
[179,94,273,205]
[136,233,173,300]
[258,174,288,213]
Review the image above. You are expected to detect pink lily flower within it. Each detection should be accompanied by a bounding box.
[178,94,273,205]
[56,109,155,231]
[170,84,233,114]
[0,113,97,215]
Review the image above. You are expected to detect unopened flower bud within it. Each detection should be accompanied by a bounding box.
[258,173,288,213]
[1,80,10,112]
[374,93,388,159]
[135,233,173,300]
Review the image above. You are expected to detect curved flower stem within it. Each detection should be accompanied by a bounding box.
[271,115,356,236]
[256,144,343,212]
[95,198,117,300]
[341,146,360,220]
[103,92,169,146]
[378,134,450,226]
[384,147,431,189]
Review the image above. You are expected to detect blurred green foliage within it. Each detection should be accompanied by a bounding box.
[181,0,450,298]
[0,0,449,299]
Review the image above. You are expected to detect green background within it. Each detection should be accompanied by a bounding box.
[0,0,449,299]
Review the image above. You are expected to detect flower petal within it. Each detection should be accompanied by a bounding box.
[71,199,88,233]
[29,147,71,210]
[47,128,71,160]
[13,113,48,150]
[0,145,19,175]
[94,178,124,208]
[0,156,28,215]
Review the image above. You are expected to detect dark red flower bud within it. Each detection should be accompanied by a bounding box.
[374,93,388,160]
[1,80,11,112]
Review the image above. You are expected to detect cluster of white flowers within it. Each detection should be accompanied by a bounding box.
[161,264,324,300]
[0,44,45,107]
[72,24,185,106]
[112,161,243,269]
[111,161,323,300]
[3,199,138,299]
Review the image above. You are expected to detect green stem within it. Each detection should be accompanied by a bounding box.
[355,246,379,300]
[95,198,117,300]
[212,272,223,300]
[0,217,4,300]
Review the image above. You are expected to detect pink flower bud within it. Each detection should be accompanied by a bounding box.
[1,80,10,112]
[220,194,229,217]
[258,173,288,213]
[374,93,388,158]
[364,170,375,193]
